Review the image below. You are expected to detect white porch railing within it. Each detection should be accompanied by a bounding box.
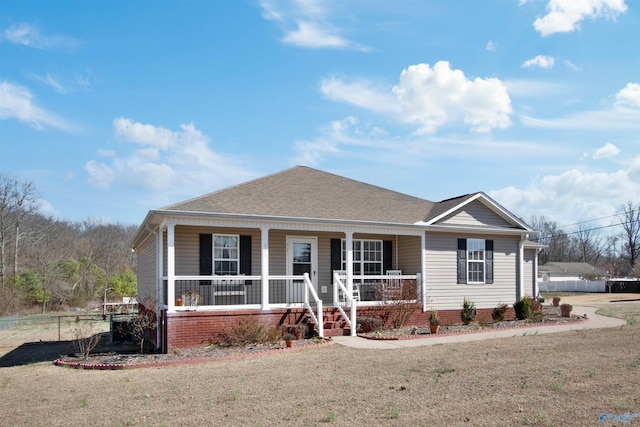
[333,273,420,336]
[302,272,323,338]
[333,272,357,337]
[166,274,324,337]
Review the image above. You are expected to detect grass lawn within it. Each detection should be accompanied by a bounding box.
[0,304,639,426]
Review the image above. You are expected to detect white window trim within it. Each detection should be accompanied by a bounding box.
[341,238,383,275]
[213,234,240,275]
[467,238,486,285]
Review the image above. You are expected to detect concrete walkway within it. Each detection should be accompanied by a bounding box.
[331,305,627,350]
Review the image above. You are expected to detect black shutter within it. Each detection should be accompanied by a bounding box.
[239,235,252,275]
[485,240,494,284]
[330,239,342,275]
[457,238,467,284]
[383,240,392,273]
[199,234,213,275]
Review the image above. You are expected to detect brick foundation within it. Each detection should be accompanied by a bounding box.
[160,306,517,352]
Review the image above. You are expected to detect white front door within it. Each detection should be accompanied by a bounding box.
[286,236,317,303]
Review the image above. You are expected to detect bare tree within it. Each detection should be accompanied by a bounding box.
[573,223,603,265]
[619,201,640,273]
[0,175,37,287]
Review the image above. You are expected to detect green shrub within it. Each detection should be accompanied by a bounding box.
[492,303,508,322]
[514,297,531,320]
[461,297,476,325]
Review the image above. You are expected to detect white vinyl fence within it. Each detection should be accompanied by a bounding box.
[538,280,606,293]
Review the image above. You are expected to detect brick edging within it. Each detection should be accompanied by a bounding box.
[357,317,589,341]
[53,339,335,371]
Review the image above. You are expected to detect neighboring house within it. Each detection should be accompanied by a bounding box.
[539,262,606,281]
[131,166,543,352]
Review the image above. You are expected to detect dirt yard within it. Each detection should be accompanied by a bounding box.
[0,296,639,426]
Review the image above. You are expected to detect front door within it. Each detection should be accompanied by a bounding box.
[286,236,317,303]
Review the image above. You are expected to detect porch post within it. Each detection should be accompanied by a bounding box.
[518,237,524,300]
[157,228,163,308]
[167,223,176,313]
[533,248,541,297]
[261,227,270,310]
[421,233,427,311]
[345,231,356,337]
[345,231,353,294]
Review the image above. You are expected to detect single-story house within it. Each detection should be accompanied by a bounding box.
[539,262,606,281]
[131,166,543,352]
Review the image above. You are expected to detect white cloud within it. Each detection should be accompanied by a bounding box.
[31,73,67,94]
[490,156,640,228]
[392,62,512,133]
[533,0,628,36]
[593,143,620,159]
[522,83,640,130]
[113,118,177,150]
[522,55,555,69]
[1,23,78,49]
[259,0,365,50]
[503,79,566,98]
[320,77,398,114]
[0,81,73,131]
[486,40,496,51]
[86,119,256,196]
[322,62,512,134]
[563,60,582,71]
[616,83,640,108]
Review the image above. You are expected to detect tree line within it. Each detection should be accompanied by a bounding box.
[529,200,640,279]
[0,174,137,315]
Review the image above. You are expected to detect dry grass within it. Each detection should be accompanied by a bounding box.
[0,303,639,426]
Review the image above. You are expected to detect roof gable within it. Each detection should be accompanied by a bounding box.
[163,166,436,224]
[421,192,531,231]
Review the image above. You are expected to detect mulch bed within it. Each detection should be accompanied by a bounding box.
[358,306,587,340]
[53,338,334,370]
[53,306,585,370]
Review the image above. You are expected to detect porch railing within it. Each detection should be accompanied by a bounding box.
[333,273,421,336]
[167,274,324,337]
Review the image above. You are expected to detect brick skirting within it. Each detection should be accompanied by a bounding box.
[159,306,517,352]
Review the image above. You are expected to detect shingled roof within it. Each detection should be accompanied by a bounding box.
[163,165,442,225]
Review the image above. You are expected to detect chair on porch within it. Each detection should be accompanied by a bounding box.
[384,270,402,300]
[334,270,360,302]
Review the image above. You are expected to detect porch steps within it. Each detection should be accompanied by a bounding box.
[306,310,351,337]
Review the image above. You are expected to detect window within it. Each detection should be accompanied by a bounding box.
[457,238,494,285]
[213,235,239,275]
[341,239,383,275]
[467,239,485,283]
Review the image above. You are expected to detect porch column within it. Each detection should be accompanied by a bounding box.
[517,237,524,300]
[533,248,541,297]
[157,228,163,308]
[421,233,427,312]
[261,227,270,310]
[345,231,353,293]
[167,223,176,313]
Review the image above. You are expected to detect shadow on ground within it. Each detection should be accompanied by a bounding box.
[0,333,139,368]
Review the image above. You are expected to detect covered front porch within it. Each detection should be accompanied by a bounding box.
[155,218,426,341]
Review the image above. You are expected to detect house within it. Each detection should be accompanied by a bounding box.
[131,166,543,352]
[539,262,606,281]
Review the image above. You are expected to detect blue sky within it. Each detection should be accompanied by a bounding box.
[1,0,638,231]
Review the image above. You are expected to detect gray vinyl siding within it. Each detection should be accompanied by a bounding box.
[136,234,157,303]
[438,200,513,228]
[396,235,422,275]
[173,226,261,276]
[425,233,518,310]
